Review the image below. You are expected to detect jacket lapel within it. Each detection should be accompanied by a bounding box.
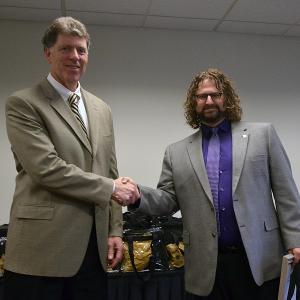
[232,122,249,194]
[82,90,99,157]
[186,130,213,203]
[40,79,92,155]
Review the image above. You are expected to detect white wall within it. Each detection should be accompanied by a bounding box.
[1,19,300,223]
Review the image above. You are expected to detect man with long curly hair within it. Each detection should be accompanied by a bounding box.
[124,68,300,299]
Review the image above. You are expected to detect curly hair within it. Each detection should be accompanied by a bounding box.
[42,16,90,50]
[184,68,242,129]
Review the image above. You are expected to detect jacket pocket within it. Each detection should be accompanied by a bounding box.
[264,218,279,231]
[15,205,54,220]
[250,155,268,175]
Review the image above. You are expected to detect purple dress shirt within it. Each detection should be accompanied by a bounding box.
[202,120,243,250]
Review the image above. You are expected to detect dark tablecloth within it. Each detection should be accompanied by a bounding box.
[0,269,193,300]
[108,269,193,300]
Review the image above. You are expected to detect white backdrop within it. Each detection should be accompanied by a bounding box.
[1,20,300,223]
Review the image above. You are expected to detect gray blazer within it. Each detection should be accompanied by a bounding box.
[5,79,122,276]
[138,122,300,296]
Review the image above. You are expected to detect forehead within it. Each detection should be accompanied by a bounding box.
[54,33,88,48]
[197,78,218,92]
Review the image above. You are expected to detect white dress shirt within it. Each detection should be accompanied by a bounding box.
[47,73,89,131]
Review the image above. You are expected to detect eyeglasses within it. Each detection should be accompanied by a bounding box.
[194,92,223,102]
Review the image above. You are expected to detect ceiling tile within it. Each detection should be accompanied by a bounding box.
[145,16,218,31]
[218,20,290,35]
[149,0,235,19]
[65,0,151,14]
[0,0,300,39]
[0,0,60,9]
[69,11,145,27]
[226,0,300,24]
[285,25,300,37]
[0,7,60,22]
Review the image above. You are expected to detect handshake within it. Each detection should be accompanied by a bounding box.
[111,177,140,206]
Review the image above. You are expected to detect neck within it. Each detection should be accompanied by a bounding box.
[64,81,78,92]
[50,73,78,92]
[202,117,225,128]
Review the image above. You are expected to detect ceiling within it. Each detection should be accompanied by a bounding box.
[1,0,300,38]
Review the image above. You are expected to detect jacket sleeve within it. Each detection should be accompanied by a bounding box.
[138,145,179,216]
[269,124,300,249]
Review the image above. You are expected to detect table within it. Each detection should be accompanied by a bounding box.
[108,269,193,300]
[0,270,193,300]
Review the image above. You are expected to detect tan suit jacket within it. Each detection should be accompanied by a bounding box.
[5,78,122,276]
[138,122,300,296]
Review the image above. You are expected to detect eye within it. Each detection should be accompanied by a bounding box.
[78,47,87,55]
[60,46,70,53]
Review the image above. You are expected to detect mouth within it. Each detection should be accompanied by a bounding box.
[66,65,80,70]
[204,107,217,112]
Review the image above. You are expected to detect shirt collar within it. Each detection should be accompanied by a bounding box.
[201,119,231,138]
[47,73,81,102]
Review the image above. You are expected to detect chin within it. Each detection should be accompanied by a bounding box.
[203,116,222,123]
[204,112,218,119]
[67,76,80,83]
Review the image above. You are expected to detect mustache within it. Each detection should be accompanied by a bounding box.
[204,105,218,109]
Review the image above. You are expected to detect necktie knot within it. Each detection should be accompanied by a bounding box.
[68,93,79,106]
[210,127,219,137]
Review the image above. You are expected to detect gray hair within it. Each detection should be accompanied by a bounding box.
[42,16,90,50]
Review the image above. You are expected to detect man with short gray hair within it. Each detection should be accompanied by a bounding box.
[3,16,138,300]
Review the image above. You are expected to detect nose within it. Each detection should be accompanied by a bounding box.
[206,95,214,104]
[69,48,79,60]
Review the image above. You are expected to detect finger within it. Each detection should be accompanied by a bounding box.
[111,192,120,201]
[111,194,118,201]
[135,189,140,199]
[111,195,123,206]
[110,247,124,268]
[133,186,140,198]
[119,199,128,207]
[116,197,126,206]
[122,177,136,185]
[110,256,118,268]
[293,253,300,264]
[289,249,300,265]
[107,243,114,262]
[122,195,131,206]
[121,177,130,184]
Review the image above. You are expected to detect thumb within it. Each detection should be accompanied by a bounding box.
[121,177,130,184]
[108,243,114,260]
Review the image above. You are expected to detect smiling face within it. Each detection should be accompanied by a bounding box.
[44,33,88,91]
[195,78,226,127]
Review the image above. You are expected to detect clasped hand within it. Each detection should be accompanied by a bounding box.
[111,177,140,206]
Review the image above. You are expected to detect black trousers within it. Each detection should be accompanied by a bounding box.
[188,249,279,300]
[3,223,107,300]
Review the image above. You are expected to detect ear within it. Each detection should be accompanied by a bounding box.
[44,48,51,64]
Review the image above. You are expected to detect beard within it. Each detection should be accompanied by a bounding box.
[197,106,226,126]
